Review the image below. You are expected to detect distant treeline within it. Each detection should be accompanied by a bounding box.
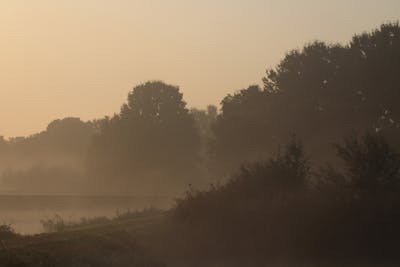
[0,23,399,195]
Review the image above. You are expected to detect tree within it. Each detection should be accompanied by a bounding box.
[211,85,274,175]
[349,23,400,146]
[262,23,400,145]
[336,133,400,195]
[87,81,201,194]
[0,117,94,162]
[212,23,400,176]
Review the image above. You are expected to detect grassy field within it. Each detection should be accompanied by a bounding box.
[0,212,168,267]
[1,211,398,267]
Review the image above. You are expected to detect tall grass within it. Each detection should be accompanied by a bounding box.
[41,207,163,233]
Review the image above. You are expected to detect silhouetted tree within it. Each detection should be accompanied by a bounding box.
[212,23,400,176]
[336,133,400,196]
[211,85,275,175]
[0,118,95,193]
[0,117,94,166]
[87,81,201,194]
[349,23,400,147]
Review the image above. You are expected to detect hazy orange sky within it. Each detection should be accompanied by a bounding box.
[0,0,399,137]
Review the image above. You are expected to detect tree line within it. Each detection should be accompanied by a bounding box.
[0,23,399,195]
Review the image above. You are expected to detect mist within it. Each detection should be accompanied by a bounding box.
[0,5,400,266]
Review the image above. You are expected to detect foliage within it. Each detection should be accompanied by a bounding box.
[0,224,18,240]
[212,23,400,175]
[86,81,201,194]
[336,133,400,195]
[0,117,95,160]
[0,118,94,194]
[173,133,400,264]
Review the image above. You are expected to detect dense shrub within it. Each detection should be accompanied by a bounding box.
[0,224,18,240]
[173,133,400,264]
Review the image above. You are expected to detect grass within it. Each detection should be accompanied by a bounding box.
[0,223,19,241]
[0,211,167,267]
[1,134,399,266]
[40,207,162,233]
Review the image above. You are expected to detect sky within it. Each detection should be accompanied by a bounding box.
[0,0,399,137]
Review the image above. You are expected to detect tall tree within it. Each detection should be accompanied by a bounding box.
[87,81,201,194]
[212,23,400,175]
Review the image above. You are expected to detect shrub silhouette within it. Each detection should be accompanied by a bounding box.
[173,133,400,264]
[0,224,18,240]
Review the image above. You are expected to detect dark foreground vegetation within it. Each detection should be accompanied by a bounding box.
[1,133,400,266]
[0,211,167,267]
[172,134,400,266]
[0,23,400,266]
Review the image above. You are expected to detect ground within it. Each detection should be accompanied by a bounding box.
[0,213,167,267]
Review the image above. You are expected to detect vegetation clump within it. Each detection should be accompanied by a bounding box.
[172,133,400,265]
[0,224,18,240]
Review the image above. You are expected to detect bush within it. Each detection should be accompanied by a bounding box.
[0,224,18,240]
[172,133,400,264]
[173,138,312,261]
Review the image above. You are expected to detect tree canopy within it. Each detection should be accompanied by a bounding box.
[86,81,201,194]
[211,22,400,175]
